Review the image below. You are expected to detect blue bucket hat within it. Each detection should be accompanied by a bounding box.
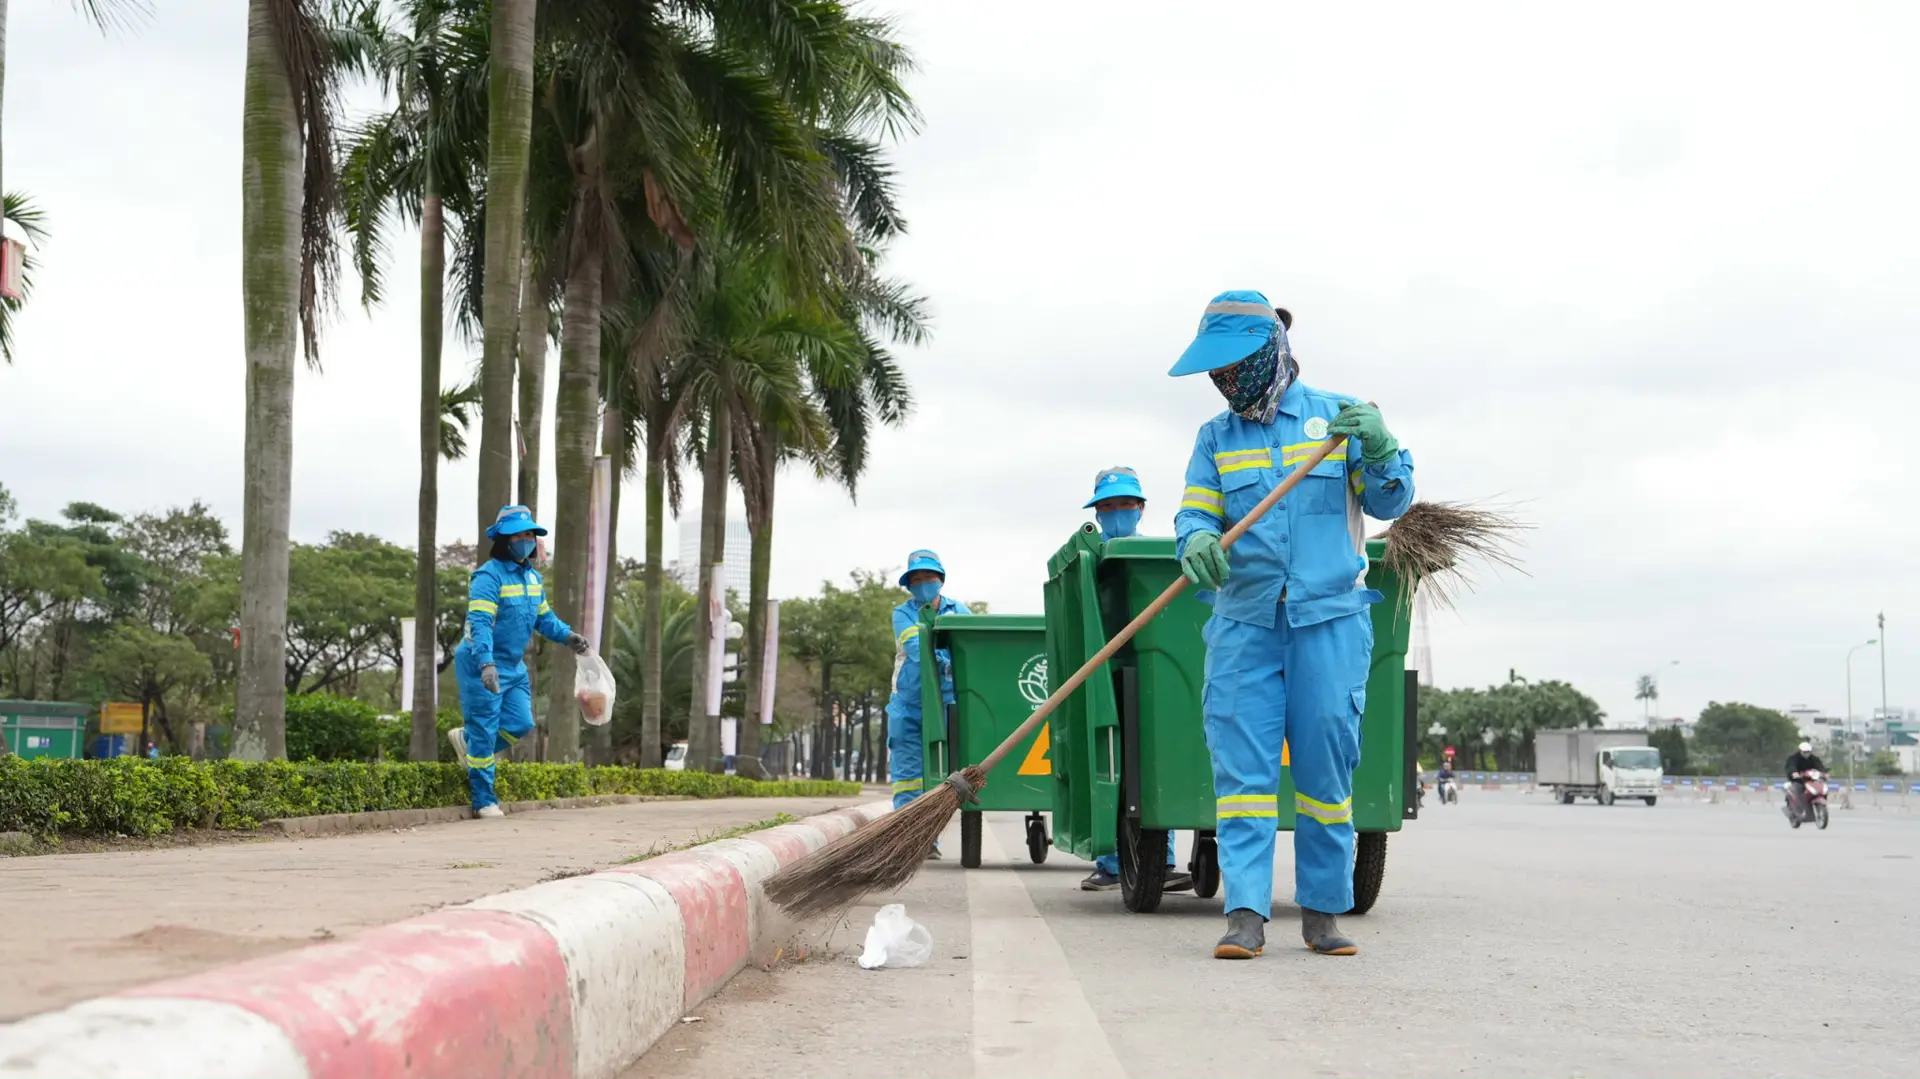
[1168,289,1293,377]
[1083,466,1146,508]
[898,549,946,587]
[486,504,549,539]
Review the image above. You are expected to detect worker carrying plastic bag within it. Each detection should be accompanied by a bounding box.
[1168,292,1414,960]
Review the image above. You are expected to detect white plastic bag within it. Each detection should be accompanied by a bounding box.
[856,904,932,970]
[575,651,616,727]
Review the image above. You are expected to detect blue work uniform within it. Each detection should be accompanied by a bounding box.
[1175,379,1414,916]
[455,557,574,808]
[886,595,968,809]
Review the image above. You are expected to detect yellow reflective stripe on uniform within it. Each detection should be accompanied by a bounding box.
[1218,456,1272,475]
[1216,793,1279,819]
[897,625,920,643]
[469,600,498,614]
[498,584,526,597]
[1280,440,1348,467]
[467,754,496,769]
[500,731,518,745]
[1214,448,1269,462]
[528,584,543,597]
[538,602,552,614]
[891,779,923,793]
[1181,486,1225,512]
[1350,471,1366,494]
[1294,792,1353,825]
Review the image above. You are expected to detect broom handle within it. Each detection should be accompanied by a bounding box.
[975,436,1350,774]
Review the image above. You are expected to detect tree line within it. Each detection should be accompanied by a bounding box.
[5,0,927,774]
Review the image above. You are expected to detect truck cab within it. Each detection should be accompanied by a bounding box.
[1599,746,1663,805]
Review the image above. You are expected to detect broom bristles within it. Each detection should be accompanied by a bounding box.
[764,766,985,920]
[1378,500,1529,610]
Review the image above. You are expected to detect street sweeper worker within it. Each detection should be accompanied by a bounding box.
[1077,466,1193,895]
[1169,291,1415,959]
[888,550,971,849]
[453,505,590,818]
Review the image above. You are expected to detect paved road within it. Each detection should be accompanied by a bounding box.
[629,791,1919,1079]
[0,795,866,1019]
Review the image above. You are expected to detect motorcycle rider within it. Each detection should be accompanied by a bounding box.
[1785,740,1826,817]
[1436,761,1456,803]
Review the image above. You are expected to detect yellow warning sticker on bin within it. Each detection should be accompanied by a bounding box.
[1018,723,1052,775]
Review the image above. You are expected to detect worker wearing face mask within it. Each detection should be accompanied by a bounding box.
[888,550,971,855]
[1169,292,1415,959]
[1078,467,1193,894]
[452,505,591,818]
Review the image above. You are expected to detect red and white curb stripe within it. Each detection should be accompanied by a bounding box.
[0,801,890,1079]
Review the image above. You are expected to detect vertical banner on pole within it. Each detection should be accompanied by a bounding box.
[722,718,738,757]
[399,617,417,709]
[705,570,727,719]
[583,456,612,649]
[759,599,780,726]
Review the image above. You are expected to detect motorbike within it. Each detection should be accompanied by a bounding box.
[1784,769,1829,830]
[1437,776,1458,805]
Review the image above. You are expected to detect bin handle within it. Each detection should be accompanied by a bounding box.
[977,437,1348,775]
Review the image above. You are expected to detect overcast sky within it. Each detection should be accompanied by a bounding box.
[4,1,1915,727]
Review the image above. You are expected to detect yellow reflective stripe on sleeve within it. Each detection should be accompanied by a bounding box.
[1216,793,1279,819]
[469,600,498,615]
[897,625,920,643]
[1294,792,1353,825]
[891,779,923,794]
[498,584,527,597]
[1181,486,1224,512]
[500,731,518,745]
[538,602,552,614]
[1350,471,1366,494]
[466,754,496,769]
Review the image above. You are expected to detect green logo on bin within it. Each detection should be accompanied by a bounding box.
[1017,654,1049,708]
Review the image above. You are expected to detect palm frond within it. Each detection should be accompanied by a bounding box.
[1,193,50,364]
[70,0,151,34]
[438,377,484,459]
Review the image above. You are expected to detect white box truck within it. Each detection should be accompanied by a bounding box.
[1536,729,1664,806]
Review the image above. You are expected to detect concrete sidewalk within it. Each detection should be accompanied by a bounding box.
[0,796,862,1020]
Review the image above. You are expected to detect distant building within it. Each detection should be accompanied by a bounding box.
[674,516,751,596]
[1786,704,1840,743]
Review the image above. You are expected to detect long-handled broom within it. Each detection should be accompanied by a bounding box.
[763,437,1354,920]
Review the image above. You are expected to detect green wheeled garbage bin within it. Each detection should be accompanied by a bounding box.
[919,609,1055,868]
[1045,525,1417,913]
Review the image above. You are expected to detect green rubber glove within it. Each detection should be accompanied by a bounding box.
[1180,532,1229,590]
[1328,401,1399,464]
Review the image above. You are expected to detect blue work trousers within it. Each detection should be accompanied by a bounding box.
[1204,607,1372,917]
[887,705,925,810]
[454,647,534,809]
[1095,837,1177,876]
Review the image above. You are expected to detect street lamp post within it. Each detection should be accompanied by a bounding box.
[1640,660,1680,723]
[1846,638,1878,788]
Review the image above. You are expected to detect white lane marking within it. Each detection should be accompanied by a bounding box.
[968,824,1126,1079]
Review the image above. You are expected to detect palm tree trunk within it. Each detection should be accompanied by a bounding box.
[543,162,603,766]
[689,397,730,774]
[586,403,623,765]
[739,437,774,778]
[474,0,537,543]
[515,250,547,515]
[233,0,301,761]
[410,187,445,760]
[640,401,667,768]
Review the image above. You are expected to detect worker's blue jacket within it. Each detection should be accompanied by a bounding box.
[1174,380,1415,629]
[459,557,574,667]
[887,596,968,720]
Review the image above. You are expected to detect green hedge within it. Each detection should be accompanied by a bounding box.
[0,757,860,839]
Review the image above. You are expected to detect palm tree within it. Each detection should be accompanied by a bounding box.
[0,0,147,265]
[232,0,360,760]
[606,577,695,760]
[0,190,46,362]
[1635,674,1658,722]
[340,0,488,760]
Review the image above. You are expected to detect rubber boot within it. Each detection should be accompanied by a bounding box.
[1302,909,1357,956]
[1212,908,1266,960]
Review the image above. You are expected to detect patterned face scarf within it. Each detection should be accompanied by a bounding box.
[1208,326,1296,423]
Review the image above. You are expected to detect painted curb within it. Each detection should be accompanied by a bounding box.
[0,800,891,1078]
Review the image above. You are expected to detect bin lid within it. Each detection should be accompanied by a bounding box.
[930,613,1044,632]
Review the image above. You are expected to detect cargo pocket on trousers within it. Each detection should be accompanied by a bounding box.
[1342,684,1366,773]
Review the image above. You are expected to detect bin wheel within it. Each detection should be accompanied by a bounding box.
[960,811,982,869]
[1118,810,1168,913]
[1023,813,1050,864]
[1190,834,1221,899]
[1346,831,1388,916]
